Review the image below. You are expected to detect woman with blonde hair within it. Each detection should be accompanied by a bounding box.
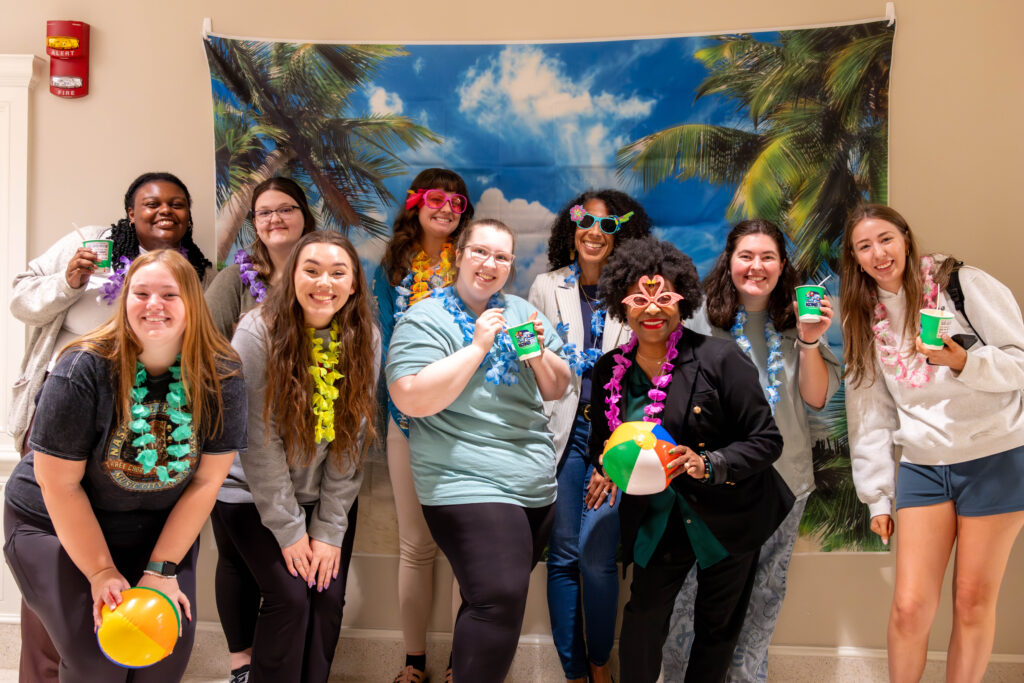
[841,204,1024,682]
[4,249,245,683]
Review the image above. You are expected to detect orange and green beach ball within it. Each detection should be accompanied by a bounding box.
[601,421,677,495]
[96,587,179,668]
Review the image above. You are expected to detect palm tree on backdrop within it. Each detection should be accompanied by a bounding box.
[616,21,893,279]
[617,22,894,550]
[205,38,442,261]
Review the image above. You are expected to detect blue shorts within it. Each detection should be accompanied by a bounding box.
[895,444,1024,517]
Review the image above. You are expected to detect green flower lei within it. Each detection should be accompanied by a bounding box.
[308,320,343,443]
[129,356,193,483]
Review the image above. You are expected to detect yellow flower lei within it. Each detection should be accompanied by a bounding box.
[308,319,342,443]
[409,242,454,305]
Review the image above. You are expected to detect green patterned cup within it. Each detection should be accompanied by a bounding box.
[507,321,542,361]
[795,285,825,323]
[83,239,113,271]
[920,308,954,349]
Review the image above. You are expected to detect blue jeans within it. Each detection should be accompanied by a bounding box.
[546,413,621,679]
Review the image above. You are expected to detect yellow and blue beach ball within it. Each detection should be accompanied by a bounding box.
[601,421,677,495]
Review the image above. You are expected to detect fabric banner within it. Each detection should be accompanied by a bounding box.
[203,15,895,550]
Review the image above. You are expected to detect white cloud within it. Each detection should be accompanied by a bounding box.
[368,86,404,115]
[413,57,425,74]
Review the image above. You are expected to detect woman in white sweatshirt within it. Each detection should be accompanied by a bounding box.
[841,204,1024,683]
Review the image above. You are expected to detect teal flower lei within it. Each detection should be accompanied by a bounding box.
[436,286,520,385]
[129,356,193,482]
[730,306,784,414]
[559,262,605,375]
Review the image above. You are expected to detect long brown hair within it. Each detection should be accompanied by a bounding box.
[67,249,239,438]
[703,219,798,331]
[247,176,317,283]
[381,168,474,286]
[261,231,378,469]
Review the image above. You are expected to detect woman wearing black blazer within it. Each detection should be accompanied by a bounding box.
[589,236,793,683]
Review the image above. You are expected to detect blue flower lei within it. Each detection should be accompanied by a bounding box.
[559,262,605,376]
[436,286,520,385]
[234,249,267,302]
[730,306,784,414]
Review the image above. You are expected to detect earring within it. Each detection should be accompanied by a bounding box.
[570,248,576,260]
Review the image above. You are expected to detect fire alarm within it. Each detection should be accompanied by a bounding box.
[46,20,89,98]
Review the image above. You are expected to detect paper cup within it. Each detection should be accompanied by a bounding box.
[919,309,954,349]
[84,239,113,271]
[795,285,825,323]
[507,321,542,361]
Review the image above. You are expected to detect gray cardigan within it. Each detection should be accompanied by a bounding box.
[527,266,632,459]
[227,309,378,548]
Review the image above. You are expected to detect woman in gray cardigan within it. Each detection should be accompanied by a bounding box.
[219,231,379,683]
[527,190,651,683]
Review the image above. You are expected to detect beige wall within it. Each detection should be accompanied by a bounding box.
[4,0,1024,655]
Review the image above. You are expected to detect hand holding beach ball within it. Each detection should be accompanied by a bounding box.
[96,587,179,668]
[600,421,678,494]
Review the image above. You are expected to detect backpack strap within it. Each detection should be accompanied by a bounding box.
[945,260,985,346]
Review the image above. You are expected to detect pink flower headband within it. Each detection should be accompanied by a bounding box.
[621,274,684,310]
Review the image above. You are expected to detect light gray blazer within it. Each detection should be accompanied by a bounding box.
[527,266,632,460]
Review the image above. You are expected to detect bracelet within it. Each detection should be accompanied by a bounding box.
[142,569,175,579]
[701,452,713,482]
[797,336,820,349]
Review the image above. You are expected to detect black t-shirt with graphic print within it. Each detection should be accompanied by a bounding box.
[5,349,246,544]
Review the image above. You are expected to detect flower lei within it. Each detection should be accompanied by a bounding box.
[730,306,784,414]
[604,324,684,431]
[872,255,938,387]
[99,246,190,305]
[129,356,193,483]
[559,262,607,375]
[436,286,520,385]
[308,319,343,443]
[234,249,268,302]
[394,243,455,322]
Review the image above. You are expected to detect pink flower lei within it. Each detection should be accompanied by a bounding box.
[604,323,684,431]
[872,255,938,387]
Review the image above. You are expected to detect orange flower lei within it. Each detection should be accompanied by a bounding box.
[409,242,454,305]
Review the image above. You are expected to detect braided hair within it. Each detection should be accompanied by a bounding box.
[110,172,212,280]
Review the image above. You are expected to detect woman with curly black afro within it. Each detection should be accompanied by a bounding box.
[527,189,651,683]
[588,235,794,682]
[661,219,841,682]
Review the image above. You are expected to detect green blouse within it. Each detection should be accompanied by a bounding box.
[624,363,729,569]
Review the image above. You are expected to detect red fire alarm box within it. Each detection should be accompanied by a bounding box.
[46,20,89,98]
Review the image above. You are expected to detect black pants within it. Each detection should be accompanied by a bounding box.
[211,501,262,653]
[619,526,760,683]
[3,503,199,683]
[422,502,554,683]
[213,499,358,683]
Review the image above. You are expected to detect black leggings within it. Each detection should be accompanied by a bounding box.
[422,502,554,683]
[211,501,262,653]
[212,499,358,683]
[3,503,199,683]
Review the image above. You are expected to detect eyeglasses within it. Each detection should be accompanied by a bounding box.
[253,205,301,223]
[463,244,515,268]
[407,189,469,214]
[621,275,684,310]
[570,204,634,235]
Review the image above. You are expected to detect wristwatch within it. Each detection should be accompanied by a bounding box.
[145,560,178,578]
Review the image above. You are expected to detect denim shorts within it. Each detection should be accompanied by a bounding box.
[895,444,1024,517]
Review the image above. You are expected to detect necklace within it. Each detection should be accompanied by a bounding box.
[100,246,190,305]
[604,324,684,431]
[394,243,455,321]
[872,255,938,387]
[309,319,343,443]
[438,286,520,385]
[559,262,606,375]
[129,356,193,483]
[730,306,784,414]
[234,249,268,302]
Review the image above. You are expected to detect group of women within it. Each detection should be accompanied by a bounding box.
[4,168,1023,683]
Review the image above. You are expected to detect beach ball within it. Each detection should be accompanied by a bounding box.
[96,587,179,668]
[601,421,677,495]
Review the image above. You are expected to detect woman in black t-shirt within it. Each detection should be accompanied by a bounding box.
[4,249,246,683]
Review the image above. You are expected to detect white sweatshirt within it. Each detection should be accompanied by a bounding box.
[847,263,1024,518]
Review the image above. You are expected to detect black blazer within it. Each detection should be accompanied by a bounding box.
[589,328,794,569]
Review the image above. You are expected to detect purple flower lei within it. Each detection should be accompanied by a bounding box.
[604,323,683,431]
[100,256,134,304]
[234,249,268,303]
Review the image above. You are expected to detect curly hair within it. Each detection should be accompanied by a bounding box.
[703,219,798,331]
[247,176,317,283]
[381,168,474,286]
[261,231,378,470]
[599,236,703,323]
[110,172,212,279]
[546,189,653,270]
